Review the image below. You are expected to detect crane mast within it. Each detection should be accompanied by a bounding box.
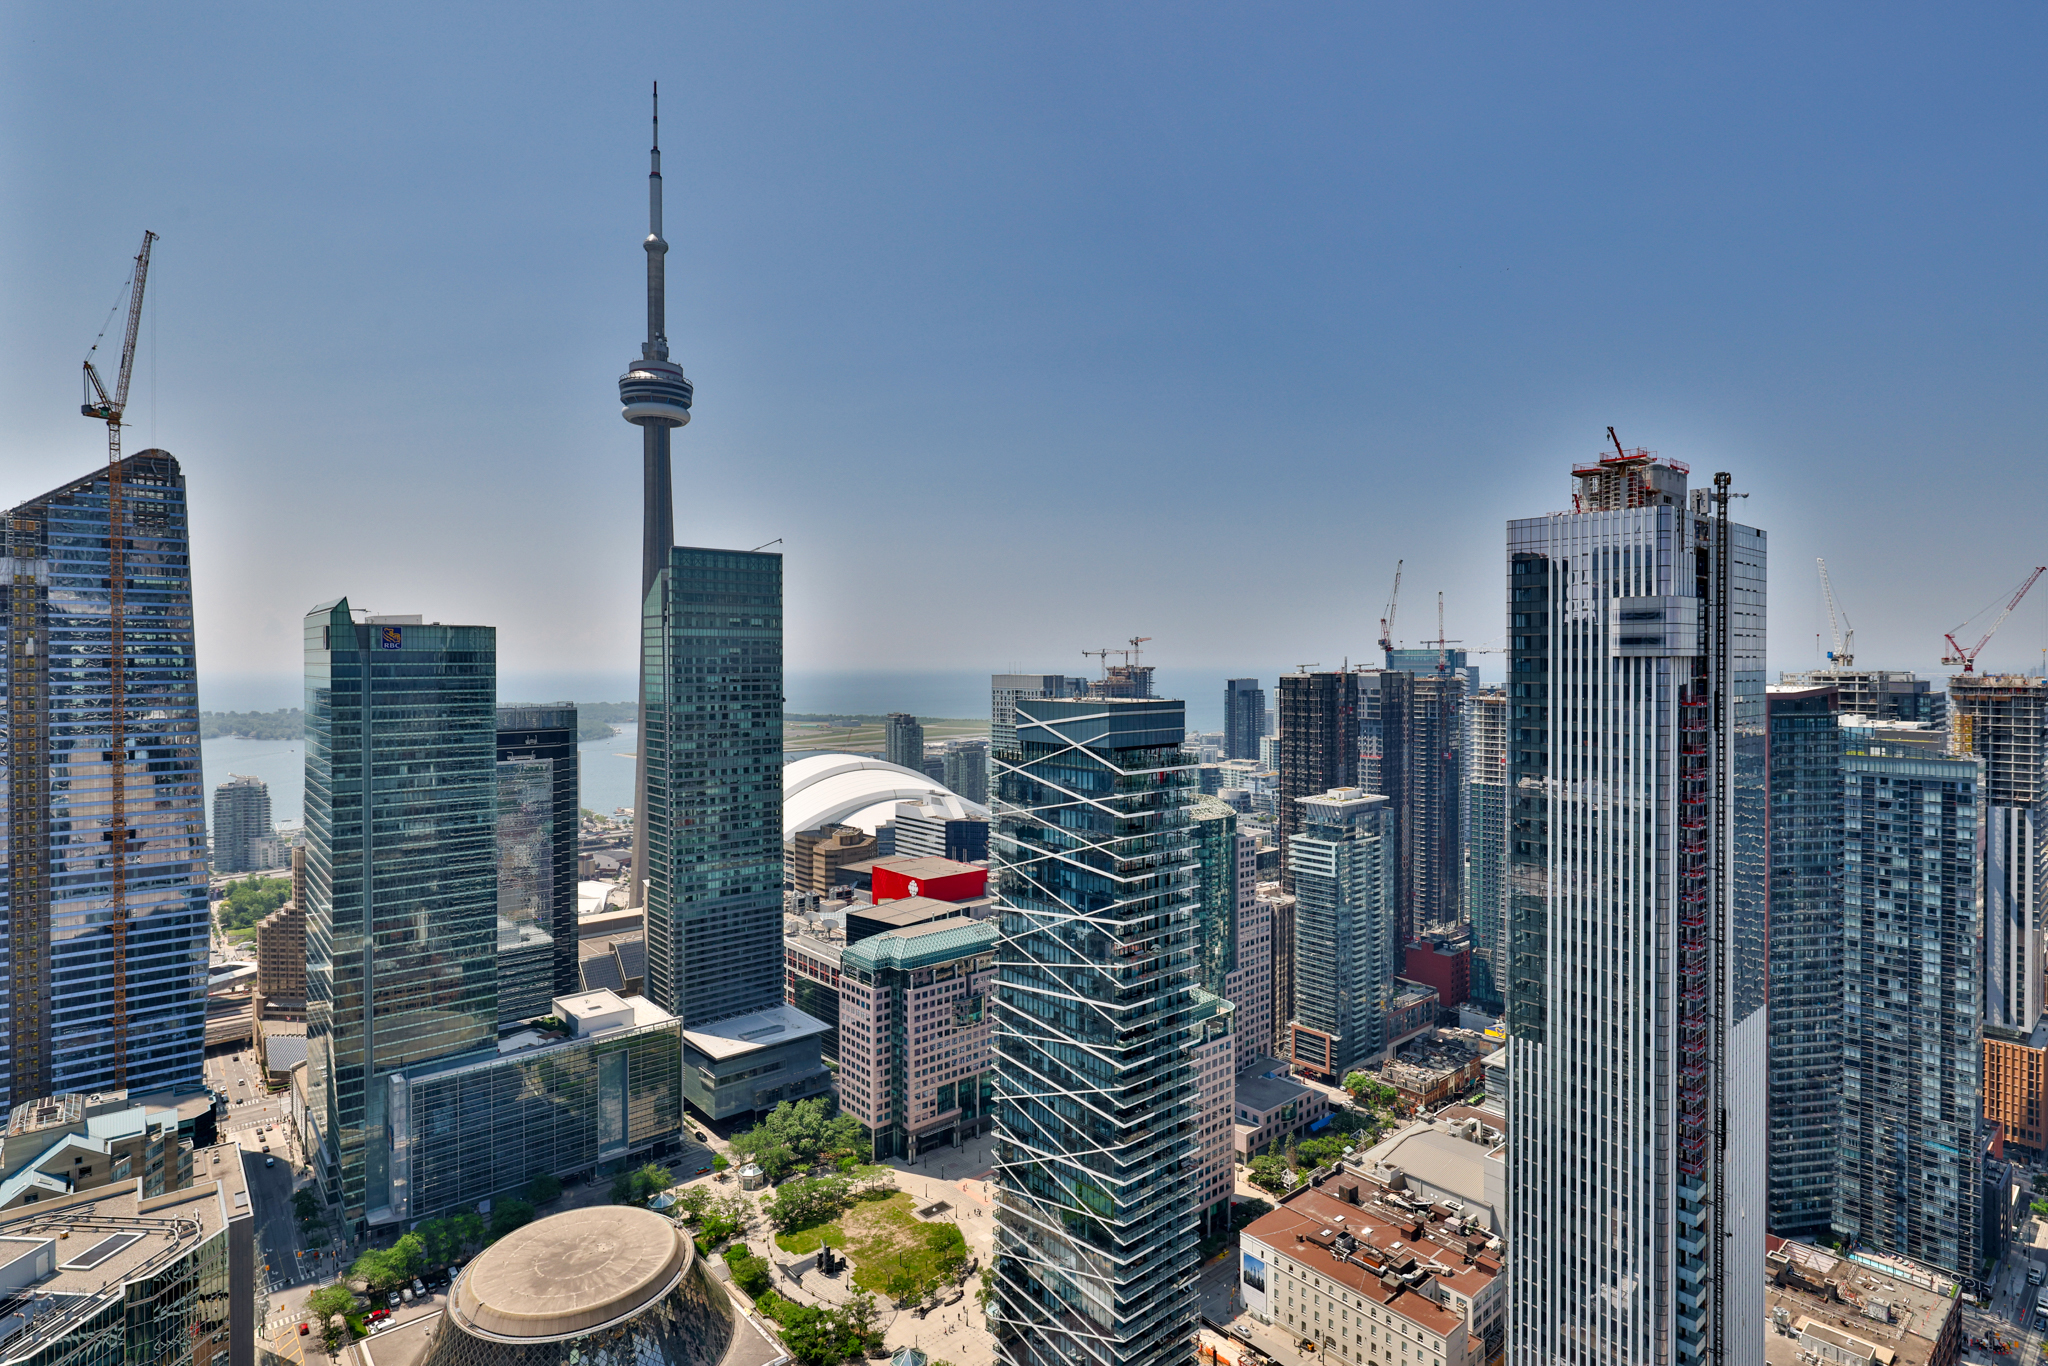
[78,229,155,1090]
[1816,558,1853,666]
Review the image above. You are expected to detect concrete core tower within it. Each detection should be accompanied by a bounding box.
[621,85,695,900]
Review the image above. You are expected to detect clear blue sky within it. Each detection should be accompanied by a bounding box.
[5,4,2046,705]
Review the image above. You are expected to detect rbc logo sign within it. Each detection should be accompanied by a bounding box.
[379,627,403,650]
[908,880,921,897]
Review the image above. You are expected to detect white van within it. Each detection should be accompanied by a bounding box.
[2034,1292,2047,1320]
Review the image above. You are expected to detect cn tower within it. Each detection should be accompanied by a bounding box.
[621,83,693,899]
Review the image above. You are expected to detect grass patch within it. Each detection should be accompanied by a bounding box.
[773,1189,966,1303]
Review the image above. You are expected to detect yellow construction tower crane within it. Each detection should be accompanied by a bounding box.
[78,229,155,1089]
[1816,558,1854,667]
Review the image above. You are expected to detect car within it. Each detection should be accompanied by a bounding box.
[388,1293,400,1308]
[298,1324,310,1337]
[367,1310,390,1322]
[693,1131,708,1142]
[265,1157,275,1168]
[412,1279,425,1296]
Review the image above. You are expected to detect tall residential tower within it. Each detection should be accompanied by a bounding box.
[1506,448,1766,1366]
[988,696,1200,1366]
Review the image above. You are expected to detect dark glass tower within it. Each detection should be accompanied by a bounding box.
[496,704,582,1002]
[1223,678,1264,761]
[1,450,208,1108]
[304,600,498,1225]
[641,549,785,1026]
[1275,670,1360,891]
[1763,684,1842,1240]
[988,695,1199,1366]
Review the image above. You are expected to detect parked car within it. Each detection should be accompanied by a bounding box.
[265,1157,275,1168]
[412,1279,425,1297]
[297,1324,309,1337]
[388,1293,400,1308]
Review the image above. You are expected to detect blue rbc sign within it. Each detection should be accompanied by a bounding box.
[379,627,403,650]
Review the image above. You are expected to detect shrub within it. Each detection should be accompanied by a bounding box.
[724,1245,773,1300]
[489,1199,536,1241]
[526,1173,563,1205]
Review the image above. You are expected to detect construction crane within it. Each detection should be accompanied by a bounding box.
[1816,558,1854,666]
[1081,647,1115,675]
[1123,636,1153,666]
[79,229,155,1092]
[1418,592,1465,676]
[1943,567,2048,673]
[1377,560,1403,655]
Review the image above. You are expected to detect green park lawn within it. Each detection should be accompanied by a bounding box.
[773,1190,966,1304]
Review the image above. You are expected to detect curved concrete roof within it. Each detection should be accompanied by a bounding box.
[782,753,987,841]
[450,1205,686,1340]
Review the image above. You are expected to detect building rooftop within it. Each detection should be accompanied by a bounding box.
[867,855,984,882]
[1236,1058,1318,1115]
[1763,1236,1957,1366]
[1241,1185,1497,1340]
[841,918,996,973]
[450,1205,686,1341]
[681,1003,833,1063]
[0,1144,248,1360]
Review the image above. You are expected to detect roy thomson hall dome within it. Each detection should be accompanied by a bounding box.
[417,1205,782,1366]
[781,753,988,842]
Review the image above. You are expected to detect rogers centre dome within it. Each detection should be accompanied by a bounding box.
[782,753,988,842]
[417,1205,778,1366]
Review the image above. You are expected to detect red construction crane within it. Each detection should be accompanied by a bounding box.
[1943,567,2047,673]
[1377,560,1403,655]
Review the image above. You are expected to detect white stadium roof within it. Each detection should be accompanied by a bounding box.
[782,753,987,842]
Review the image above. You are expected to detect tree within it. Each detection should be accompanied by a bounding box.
[723,1246,773,1299]
[775,1300,858,1366]
[414,1213,484,1266]
[489,1199,536,1241]
[526,1173,563,1205]
[1247,1155,1291,1196]
[292,1189,322,1224]
[306,1284,355,1321]
[840,1291,883,1353]
[351,1234,424,1291]
[766,1176,853,1233]
[611,1162,675,1206]
[728,1128,798,1183]
[696,1195,747,1250]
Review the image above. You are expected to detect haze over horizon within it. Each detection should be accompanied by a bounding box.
[8,5,2048,693]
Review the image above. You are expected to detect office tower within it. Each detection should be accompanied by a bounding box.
[1225,678,1265,761]
[642,547,831,1118]
[889,799,990,862]
[212,775,274,874]
[1762,683,1842,1240]
[1833,734,1983,1275]
[304,601,499,1224]
[1506,449,1766,1366]
[1284,788,1394,1082]
[885,712,924,770]
[943,739,988,804]
[1276,671,1361,889]
[836,916,997,1160]
[1191,795,1273,1072]
[1777,667,1944,724]
[620,89,695,902]
[1189,991,1236,1234]
[989,695,1199,1366]
[497,705,582,1000]
[787,824,878,894]
[1950,673,2047,1035]
[494,757,556,1027]
[2,450,208,1110]
[990,673,1088,753]
[1461,685,1508,1014]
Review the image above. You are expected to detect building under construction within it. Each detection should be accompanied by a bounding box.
[1777,667,1944,723]
[1951,673,2048,1036]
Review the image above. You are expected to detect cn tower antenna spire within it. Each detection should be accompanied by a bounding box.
[645,81,668,361]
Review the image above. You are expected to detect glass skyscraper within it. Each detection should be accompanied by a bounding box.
[1,450,208,1109]
[988,695,1199,1366]
[494,757,556,1027]
[304,600,499,1225]
[1506,450,1766,1366]
[1763,683,1842,1240]
[496,704,583,1002]
[1285,787,1394,1082]
[640,547,786,1027]
[1462,684,1508,1014]
[1833,729,1983,1276]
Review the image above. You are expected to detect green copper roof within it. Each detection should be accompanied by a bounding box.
[841,917,996,973]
